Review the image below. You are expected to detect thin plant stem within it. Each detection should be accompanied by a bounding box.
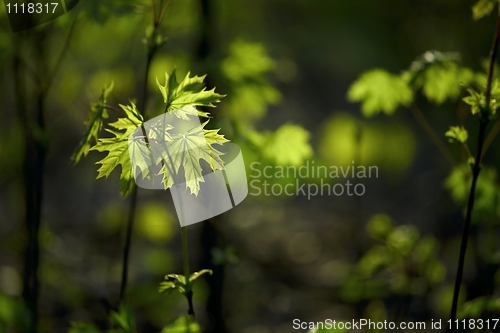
[45,14,78,90]
[462,143,473,160]
[182,226,195,317]
[118,14,166,304]
[15,27,52,332]
[448,122,488,331]
[104,105,128,118]
[447,9,500,332]
[410,104,456,166]
[119,187,138,302]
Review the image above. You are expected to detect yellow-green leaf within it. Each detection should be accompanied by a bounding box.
[472,0,498,20]
[91,102,144,197]
[348,69,413,117]
[445,126,468,144]
[156,70,225,114]
[73,82,113,163]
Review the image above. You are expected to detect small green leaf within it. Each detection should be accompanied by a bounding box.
[459,297,500,318]
[417,62,473,104]
[73,82,113,163]
[366,214,394,240]
[156,70,225,114]
[189,269,213,282]
[386,226,420,257]
[445,163,500,219]
[262,124,313,166]
[462,91,483,115]
[413,236,439,264]
[221,40,275,81]
[445,126,468,144]
[159,274,187,295]
[109,305,136,333]
[222,40,281,122]
[425,260,446,284]
[357,246,392,278]
[348,69,413,117]
[404,51,474,104]
[463,81,499,116]
[472,0,498,20]
[162,316,200,333]
[158,281,177,293]
[423,64,473,104]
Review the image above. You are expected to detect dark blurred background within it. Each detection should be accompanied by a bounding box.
[1,0,500,332]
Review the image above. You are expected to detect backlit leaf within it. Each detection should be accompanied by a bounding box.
[159,274,187,294]
[189,269,213,282]
[222,40,280,122]
[458,296,500,318]
[91,102,144,197]
[162,316,200,333]
[109,305,136,333]
[262,124,313,166]
[156,70,225,115]
[404,52,474,104]
[472,0,498,20]
[445,163,500,219]
[445,126,468,144]
[73,82,113,163]
[348,69,413,117]
[157,120,229,195]
[418,62,473,104]
[366,214,394,240]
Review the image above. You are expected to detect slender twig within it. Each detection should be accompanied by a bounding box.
[447,9,500,332]
[45,14,78,90]
[152,0,158,23]
[118,8,166,305]
[182,227,195,317]
[118,187,138,302]
[462,143,473,160]
[104,105,128,117]
[410,104,456,166]
[157,0,171,26]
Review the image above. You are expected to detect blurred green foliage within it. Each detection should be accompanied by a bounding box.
[348,69,413,117]
[2,0,500,332]
[319,113,416,172]
[342,215,446,301]
[446,163,500,222]
[0,294,30,332]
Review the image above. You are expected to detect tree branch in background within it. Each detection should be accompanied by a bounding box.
[448,8,500,332]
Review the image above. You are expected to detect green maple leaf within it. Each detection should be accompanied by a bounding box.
[91,102,144,197]
[262,123,313,166]
[416,62,473,104]
[348,69,413,117]
[156,70,225,116]
[445,126,468,144]
[73,82,114,163]
[158,120,229,195]
[472,0,498,20]
[403,51,474,104]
